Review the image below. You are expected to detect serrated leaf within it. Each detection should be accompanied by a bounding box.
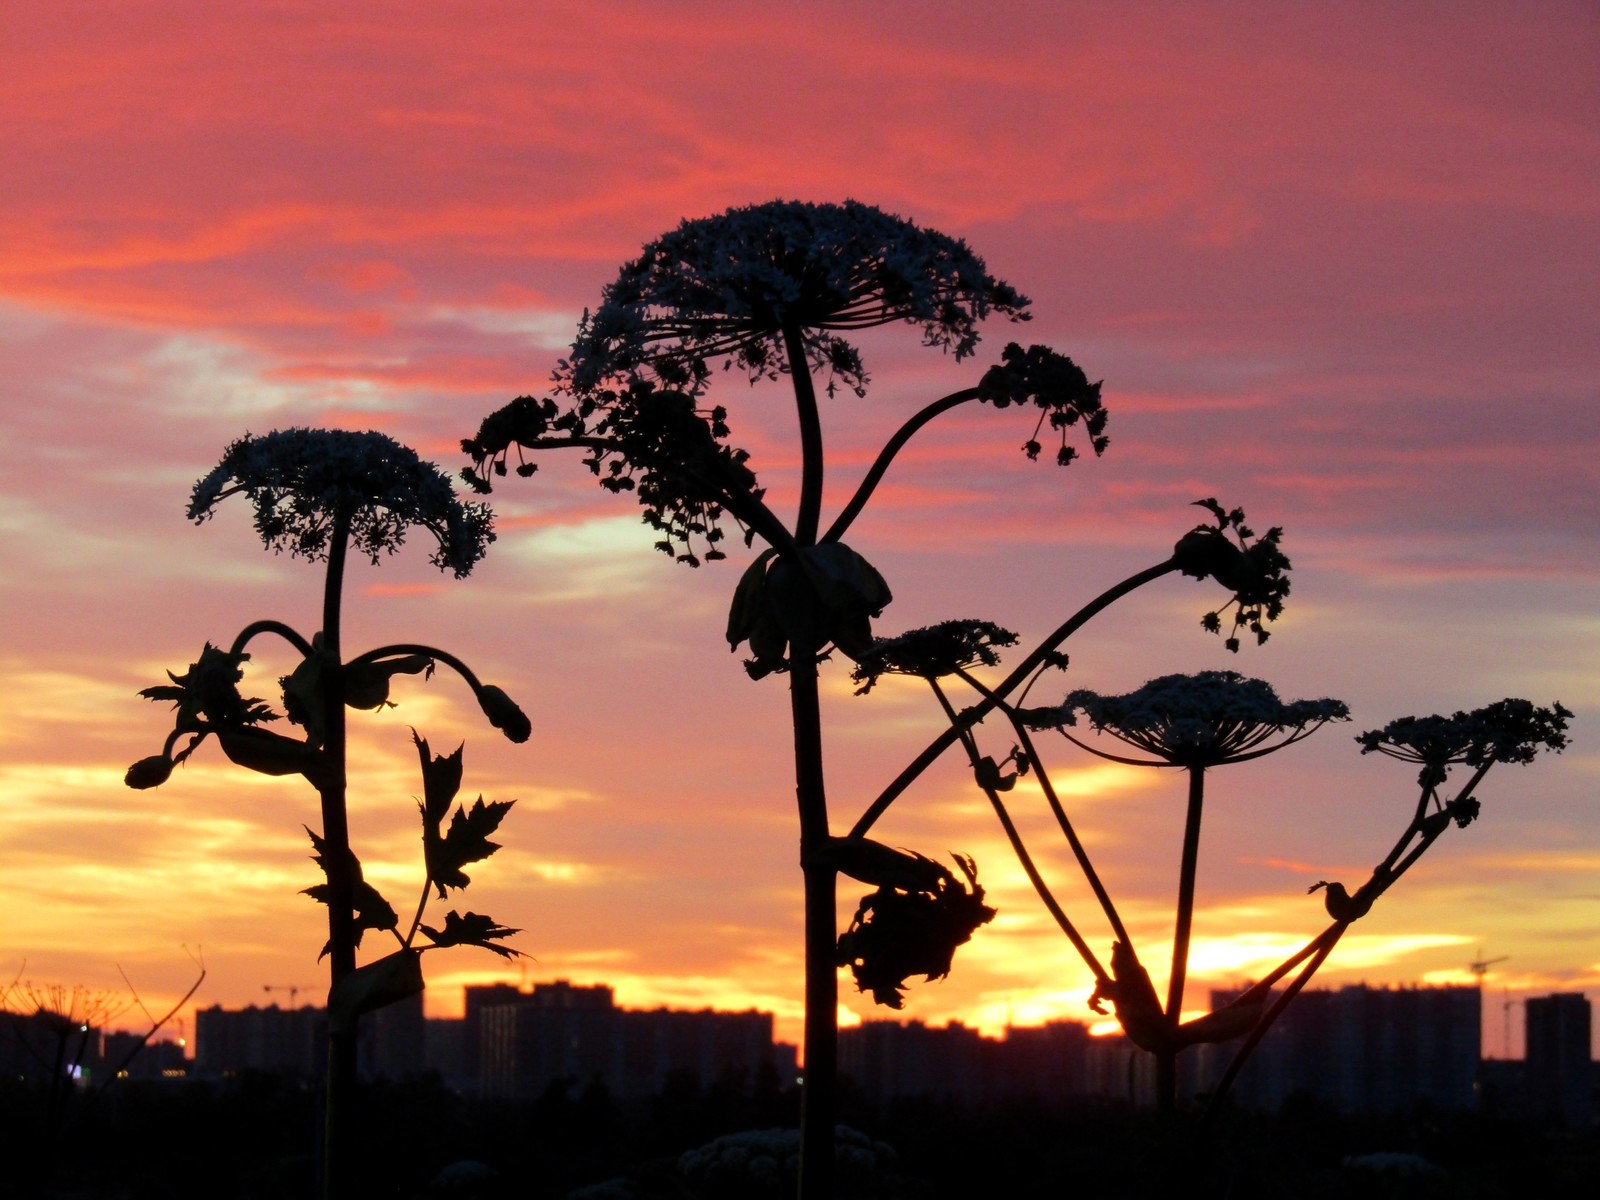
[303,827,399,957]
[412,730,464,830]
[420,910,523,958]
[426,796,514,898]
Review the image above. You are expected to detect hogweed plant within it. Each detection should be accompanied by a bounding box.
[841,496,1307,1103]
[1022,670,1349,1108]
[125,428,529,1199]
[852,619,1569,1111]
[459,200,1318,1196]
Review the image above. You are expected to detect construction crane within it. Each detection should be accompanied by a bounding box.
[1468,952,1511,1059]
[1468,952,1508,983]
[262,984,305,1009]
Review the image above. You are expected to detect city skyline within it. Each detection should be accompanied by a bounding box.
[2,3,1595,1055]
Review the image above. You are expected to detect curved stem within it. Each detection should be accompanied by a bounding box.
[1005,713,1133,946]
[1166,767,1206,1019]
[784,322,825,548]
[989,786,1110,986]
[403,877,432,950]
[850,559,1180,837]
[822,388,979,544]
[1202,924,1346,1122]
[229,619,315,658]
[348,643,483,691]
[926,679,1110,985]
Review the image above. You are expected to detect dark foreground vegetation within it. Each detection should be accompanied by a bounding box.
[5,1069,1596,1200]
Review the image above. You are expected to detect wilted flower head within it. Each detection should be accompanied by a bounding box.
[851,619,1019,694]
[836,851,996,1009]
[1358,698,1571,789]
[561,198,1030,399]
[189,428,494,577]
[1031,670,1349,768]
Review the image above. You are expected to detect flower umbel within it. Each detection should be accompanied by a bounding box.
[1031,670,1349,768]
[1357,699,1572,790]
[851,619,1020,694]
[190,428,494,577]
[560,198,1030,399]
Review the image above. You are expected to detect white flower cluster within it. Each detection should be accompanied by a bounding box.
[562,199,1030,398]
[188,428,494,577]
[1045,670,1349,766]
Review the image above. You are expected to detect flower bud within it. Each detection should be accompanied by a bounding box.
[478,685,531,744]
[125,755,174,790]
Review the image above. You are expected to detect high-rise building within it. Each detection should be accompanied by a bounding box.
[1524,992,1592,1124]
[475,980,790,1100]
[194,1003,325,1079]
[1201,983,1480,1113]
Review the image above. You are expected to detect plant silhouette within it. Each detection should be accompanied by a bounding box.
[854,617,1569,1111]
[461,200,1329,1193]
[125,428,529,1199]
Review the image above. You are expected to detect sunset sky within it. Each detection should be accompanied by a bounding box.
[2,2,1596,1058]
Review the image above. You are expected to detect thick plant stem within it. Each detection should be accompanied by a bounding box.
[1166,767,1206,1023]
[784,323,825,547]
[792,648,835,1200]
[783,322,833,1200]
[317,511,356,1200]
[1152,766,1206,1114]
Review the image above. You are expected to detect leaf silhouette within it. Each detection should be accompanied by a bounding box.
[327,949,424,1034]
[412,730,464,830]
[426,796,514,898]
[302,826,399,957]
[420,910,523,958]
[345,654,434,711]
